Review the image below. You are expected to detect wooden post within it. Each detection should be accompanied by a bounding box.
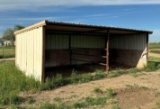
[146,33,149,63]
[106,29,110,73]
[69,35,71,65]
[42,26,45,83]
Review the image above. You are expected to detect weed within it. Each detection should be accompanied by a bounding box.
[108,68,127,78]
[92,71,106,80]
[74,96,107,108]
[156,100,160,108]
[73,101,88,108]
[125,84,149,90]
[111,105,121,109]
[40,102,56,109]
[107,88,115,99]
[0,61,41,105]
[85,96,107,106]
[54,97,62,102]
[26,97,35,104]
[143,61,159,72]
[93,88,103,94]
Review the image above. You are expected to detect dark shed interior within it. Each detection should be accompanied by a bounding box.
[44,21,152,78]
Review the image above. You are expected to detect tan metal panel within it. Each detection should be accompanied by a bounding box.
[26,31,30,76]
[35,27,43,81]
[33,28,37,77]
[19,33,22,69]
[16,34,20,67]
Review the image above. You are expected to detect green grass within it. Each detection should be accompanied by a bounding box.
[125,84,150,90]
[93,87,103,94]
[41,71,107,90]
[0,61,107,107]
[1,55,159,108]
[149,42,160,49]
[0,46,15,59]
[149,56,160,62]
[0,61,41,106]
[150,50,160,54]
[143,61,160,72]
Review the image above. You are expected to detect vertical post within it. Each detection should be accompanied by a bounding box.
[106,29,110,73]
[146,33,149,63]
[42,26,45,83]
[69,35,71,65]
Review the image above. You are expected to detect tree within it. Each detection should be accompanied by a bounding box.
[14,25,25,31]
[2,25,25,41]
[2,28,15,41]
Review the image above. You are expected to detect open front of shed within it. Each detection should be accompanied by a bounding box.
[14,20,152,82]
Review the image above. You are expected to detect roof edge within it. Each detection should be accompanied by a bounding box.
[46,20,153,34]
[14,20,47,35]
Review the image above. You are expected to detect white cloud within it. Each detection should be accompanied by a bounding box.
[0,0,160,10]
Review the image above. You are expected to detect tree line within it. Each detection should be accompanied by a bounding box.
[1,25,25,41]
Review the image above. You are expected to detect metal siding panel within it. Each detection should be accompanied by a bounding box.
[33,28,37,77]
[19,34,22,70]
[37,27,43,81]
[110,34,146,50]
[71,35,105,48]
[24,32,27,72]
[16,34,19,67]
[27,31,30,76]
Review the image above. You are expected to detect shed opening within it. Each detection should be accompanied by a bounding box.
[14,21,152,82]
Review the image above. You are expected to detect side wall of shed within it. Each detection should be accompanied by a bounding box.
[16,27,43,81]
[109,34,147,68]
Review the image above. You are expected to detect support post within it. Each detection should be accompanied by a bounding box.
[106,29,110,73]
[41,26,45,83]
[69,35,71,65]
[146,33,149,63]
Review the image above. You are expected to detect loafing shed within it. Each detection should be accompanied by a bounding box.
[14,20,152,82]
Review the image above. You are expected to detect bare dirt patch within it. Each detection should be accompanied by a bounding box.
[149,52,160,58]
[19,70,160,109]
[116,88,156,109]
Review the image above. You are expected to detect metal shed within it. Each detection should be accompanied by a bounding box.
[14,20,152,82]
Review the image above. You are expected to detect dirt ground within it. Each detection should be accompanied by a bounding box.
[149,49,160,58]
[20,70,160,109]
[13,49,160,108]
[0,58,15,61]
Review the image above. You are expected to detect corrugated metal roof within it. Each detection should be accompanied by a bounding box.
[14,20,153,35]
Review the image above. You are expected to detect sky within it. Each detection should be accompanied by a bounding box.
[0,0,160,42]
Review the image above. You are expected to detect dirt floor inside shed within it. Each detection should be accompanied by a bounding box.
[20,70,160,109]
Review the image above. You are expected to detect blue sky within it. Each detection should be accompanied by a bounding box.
[0,0,160,42]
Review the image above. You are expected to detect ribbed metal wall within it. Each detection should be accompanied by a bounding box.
[16,27,43,81]
[110,34,147,50]
[71,35,105,48]
[45,34,69,49]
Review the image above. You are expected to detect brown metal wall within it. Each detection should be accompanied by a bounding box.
[110,34,146,50]
[109,34,147,68]
[71,35,105,48]
[45,34,105,67]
